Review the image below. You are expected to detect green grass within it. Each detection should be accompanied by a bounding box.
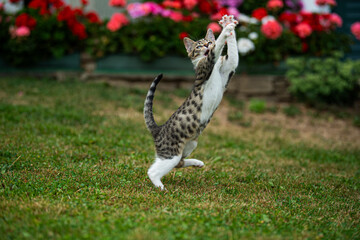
[1,77,359,239]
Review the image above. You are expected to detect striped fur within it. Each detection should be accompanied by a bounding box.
[144,19,238,190]
[144,74,162,136]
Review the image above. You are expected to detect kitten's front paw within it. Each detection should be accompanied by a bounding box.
[219,15,238,28]
[223,23,236,37]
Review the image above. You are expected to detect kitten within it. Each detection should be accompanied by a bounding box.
[144,15,239,190]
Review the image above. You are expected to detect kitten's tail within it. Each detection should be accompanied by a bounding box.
[144,74,162,136]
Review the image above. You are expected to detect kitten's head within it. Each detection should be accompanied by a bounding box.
[183,29,215,65]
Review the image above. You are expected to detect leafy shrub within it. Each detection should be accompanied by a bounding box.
[249,99,266,113]
[354,116,360,128]
[283,105,301,117]
[286,53,360,106]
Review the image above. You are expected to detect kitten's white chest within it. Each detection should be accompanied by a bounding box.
[200,69,224,124]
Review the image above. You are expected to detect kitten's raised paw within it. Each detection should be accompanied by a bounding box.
[219,15,239,28]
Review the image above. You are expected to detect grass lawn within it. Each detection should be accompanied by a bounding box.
[0,77,359,239]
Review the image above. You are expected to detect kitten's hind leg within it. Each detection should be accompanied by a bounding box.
[183,159,205,168]
[176,140,205,168]
[148,155,181,190]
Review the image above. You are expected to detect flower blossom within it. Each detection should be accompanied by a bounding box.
[109,0,126,7]
[295,22,312,38]
[15,26,31,37]
[262,15,275,24]
[184,0,197,10]
[227,7,240,18]
[127,3,150,18]
[261,20,283,39]
[163,0,181,9]
[207,22,221,33]
[169,11,183,22]
[107,13,129,31]
[252,8,268,21]
[351,22,360,40]
[15,13,37,30]
[218,0,243,8]
[179,32,189,40]
[315,0,336,6]
[329,13,342,28]
[237,38,255,55]
[267,0,283,10]
[248,32,258,40]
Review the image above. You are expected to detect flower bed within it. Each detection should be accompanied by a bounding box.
[0,0,358,68]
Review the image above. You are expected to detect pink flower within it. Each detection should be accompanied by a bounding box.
[184,0,197,10]
[267,0,283,10]
[329,13,342,28]
[207,22,221,33]
[295,22,312,38]
[169,11,183,22]
[227,7,240,18]
[0,3,4,10]
[351,22,360,40]
[106,13,129,32]
[261,20,282,39]
[143,2,163,15]
[109,0,126,7]
[127,3,148,18]
[15,26,31,37]
[315,0,327,5]
[326,0,336,6]
[161,9,172,17]
[316,0,336,6]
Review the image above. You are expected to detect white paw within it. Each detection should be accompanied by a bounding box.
[186,159,204,168]
[219,15,238,28]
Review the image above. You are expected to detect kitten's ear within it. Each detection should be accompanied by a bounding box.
[183,37,195,54]
[205,28,215,42]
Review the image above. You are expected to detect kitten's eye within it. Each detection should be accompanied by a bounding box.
[196,46,201,49]
[208,42,212,45]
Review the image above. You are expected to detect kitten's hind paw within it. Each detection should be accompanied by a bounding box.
[219,15,239,28]
[184,159,205,168]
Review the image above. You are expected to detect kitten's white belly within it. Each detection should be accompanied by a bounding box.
[200,71,224,124]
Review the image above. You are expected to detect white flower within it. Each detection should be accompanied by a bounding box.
[261,15,276,24]
[237,38,255,56]
[238,13,251,23]
[238,14,259,25]
[248,32,258,40]
[239,26,248,32]
[249,17,259,24]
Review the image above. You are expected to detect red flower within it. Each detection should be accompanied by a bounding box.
[50,0,64,9]
[211,7,229,21]
[29,0,50,15]
[73,8,84,16]
[252,8,268,21]
[9,0,21,3]
[261,20,283,39]
[15,13,37,30]
[295,22,312,38]
[81,0,89,5]
[182,15,193,22]
[86,12,101,24]
[70,21,87,40]
[199,0,212,14]
[29,0,64,14]
[179,32,189,40]
[57,6,75,22]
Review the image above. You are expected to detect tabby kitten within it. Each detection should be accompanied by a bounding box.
[144,15,239,190]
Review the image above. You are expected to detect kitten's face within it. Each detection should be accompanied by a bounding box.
[188,39,214,59]
[183,29,216,61]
